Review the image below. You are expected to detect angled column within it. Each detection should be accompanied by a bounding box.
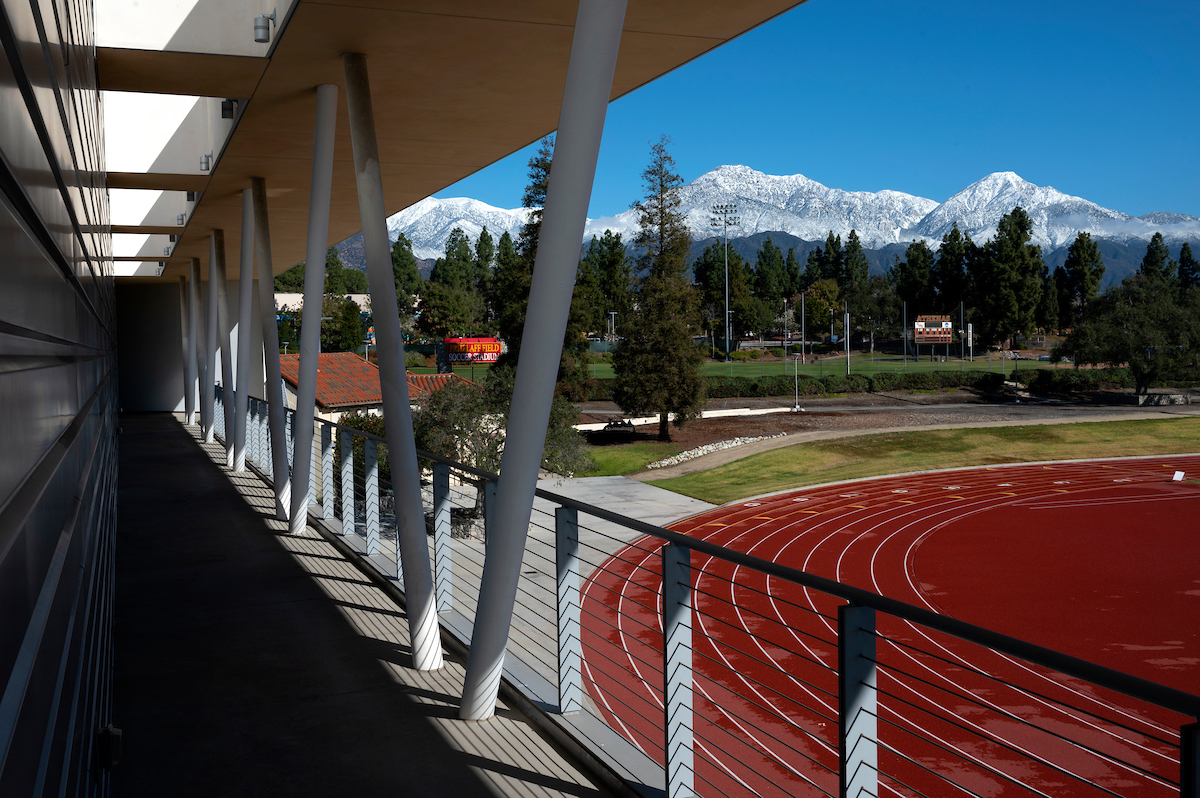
[289,83,339,534]
[839,603,879,798]
[343,52,443,671]
[212,231,235,462]
[252,177,291,520]
[459,0,626,720]
[233,189,255,471]
[186,261,201,424]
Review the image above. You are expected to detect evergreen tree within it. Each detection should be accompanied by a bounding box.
[693,242,753,351]
[896,240,936,311]
[275,262,305,292]
[430,227,474,290]
[323,247,348,294]
[841,229,871,329]
[934,223,972,312]
[332,296,365,352]
[784,247,802,298]
[800,278,840,340]
[1061,231,1105,325]
[490,231,523,343]
[391,233,423,316]
[753,235,786,305]
[579,231,633,335]
[1177,242,1199,297]
[802,248,823,289]
[972,207,1044,344]
[613,136,704,440]
[416,282,486,339]
[518,136,554,265]
[474,225,495,293]
[821,231,844,282]
[1140,232,1173,281]
[1053,265,1073,330]
[1036,260,1058,332]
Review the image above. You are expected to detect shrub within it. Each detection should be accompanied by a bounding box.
[769,348,785,358]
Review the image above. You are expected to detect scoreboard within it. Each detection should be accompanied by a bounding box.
[914,315,952,343]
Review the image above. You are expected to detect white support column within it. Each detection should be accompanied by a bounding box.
[364,439,380,556]
[340,428,354,535]
[433,464,452,612]
[555,507,582,714]
[203,243,220,441]
[289,83,338,535]
[186,261,201,425]
[662,543,694,798]
[343,52,443,671]
[321,424,334,520]
[459,0,626,719]
[178,277,190,420]
[212,230,235,464]
[233,189,255,471]
[252,177,291,520]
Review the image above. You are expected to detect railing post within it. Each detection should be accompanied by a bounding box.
[364,439,379,556]
[433,464,452,612]
[340,430,354,536]
[1183,722,1199,798]
[661,542,693,798]
[250,400,260,469]
[555,507,582,714]
[286,409,295,470]
[321,424,334,519]
[306,419,317,511]
[839,603,878,798]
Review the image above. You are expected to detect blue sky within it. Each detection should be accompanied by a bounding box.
[435,0,1199,220]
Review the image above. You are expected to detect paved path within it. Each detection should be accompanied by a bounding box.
[630,402,1200,481]
[114,414,609,798]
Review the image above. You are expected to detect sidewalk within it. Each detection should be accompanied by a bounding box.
[113,414,609,798]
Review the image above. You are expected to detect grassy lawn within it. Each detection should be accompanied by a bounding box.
[645,417,1200,505]
[583,440,684,476]
[407,354,1056,382]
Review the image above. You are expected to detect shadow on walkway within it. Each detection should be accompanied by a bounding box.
[114,413,603,797]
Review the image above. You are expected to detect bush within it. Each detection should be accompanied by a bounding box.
[769,348,785,358]
[869,372,902,392]
[404,350,430,369]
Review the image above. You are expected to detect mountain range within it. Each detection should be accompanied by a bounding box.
[334,166,1200,286]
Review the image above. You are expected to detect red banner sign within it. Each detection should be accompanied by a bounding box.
[445,337,501,363]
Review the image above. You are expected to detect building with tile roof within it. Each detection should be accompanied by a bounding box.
[278,352,474,421]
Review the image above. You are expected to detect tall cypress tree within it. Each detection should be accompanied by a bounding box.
[1062,231,1105,325]
[934,223,972,313]
[973,206,1043,344]
[474,225,495,294]
[1177,242,1198,297]
[613,136,704,441]
[390,233,423,316]
[1140,232,1174,281]
[896,240,936,311]
[753,235,786,305]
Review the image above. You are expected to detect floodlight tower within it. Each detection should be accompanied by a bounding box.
[710,203,740,373]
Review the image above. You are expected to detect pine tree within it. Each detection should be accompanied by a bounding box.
[1140,232,1174,281]
[693,241,753,351]
[822,231,844,282]
[430,228,474,290]
[1177,242,1198,297]
[613,136,704,440]
[390,233,423,316]
[579,231,632,335]
[1062,231,1105,325]
[323,246,348,295]
[753,235,786,305]
[518,136,554,265]
[1053,265,1073,330]
[972,207,1044,344]
[841,230,871,329]
[896,240,936,311]
[474,225,495,293]
[784,247,802,298]
[934,223,972,312]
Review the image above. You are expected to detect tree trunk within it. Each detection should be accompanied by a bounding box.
[658,412,670,441]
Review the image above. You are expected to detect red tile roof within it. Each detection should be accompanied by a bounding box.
[278,353,474,410]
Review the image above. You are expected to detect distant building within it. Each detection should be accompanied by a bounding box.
[278,352,473,422]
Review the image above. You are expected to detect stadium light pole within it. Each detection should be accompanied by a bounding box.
[711,202,739,369]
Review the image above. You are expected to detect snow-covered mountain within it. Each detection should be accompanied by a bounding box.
[383,166,1200,260]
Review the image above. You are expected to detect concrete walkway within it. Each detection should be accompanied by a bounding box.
[113,414,609,798]
[631,402,1200,481]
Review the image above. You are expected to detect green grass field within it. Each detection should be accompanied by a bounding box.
[411,354,1055,381]
[642,417,1200,505]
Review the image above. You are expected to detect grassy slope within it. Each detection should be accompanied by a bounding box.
[645,417,1200,505]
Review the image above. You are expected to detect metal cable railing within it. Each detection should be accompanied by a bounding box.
[212,386,1200,798]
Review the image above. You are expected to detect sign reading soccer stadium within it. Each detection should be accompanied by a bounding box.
[444,337,501,364]
[914,315,953,343]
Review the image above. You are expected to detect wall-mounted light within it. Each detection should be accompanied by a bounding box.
[221,99,238,119]
[156,263,165,277]
[177,213,186,225]
[163,247,172,257]
[254,10,276,43]
[199,153,213,171]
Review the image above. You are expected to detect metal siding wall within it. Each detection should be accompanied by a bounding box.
[0,0,116,794]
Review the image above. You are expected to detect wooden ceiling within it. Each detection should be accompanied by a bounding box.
[102,0,804,282]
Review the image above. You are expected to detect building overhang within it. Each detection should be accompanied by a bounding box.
[99,0,805,283]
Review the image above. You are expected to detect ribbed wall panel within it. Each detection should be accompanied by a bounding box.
[0,0,115,794]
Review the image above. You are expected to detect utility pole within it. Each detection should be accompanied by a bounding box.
[710,202,739,373]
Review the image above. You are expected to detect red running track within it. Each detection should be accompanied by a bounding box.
[580,455,1200,797]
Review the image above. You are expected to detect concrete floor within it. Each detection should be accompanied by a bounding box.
[113,414,608,797]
